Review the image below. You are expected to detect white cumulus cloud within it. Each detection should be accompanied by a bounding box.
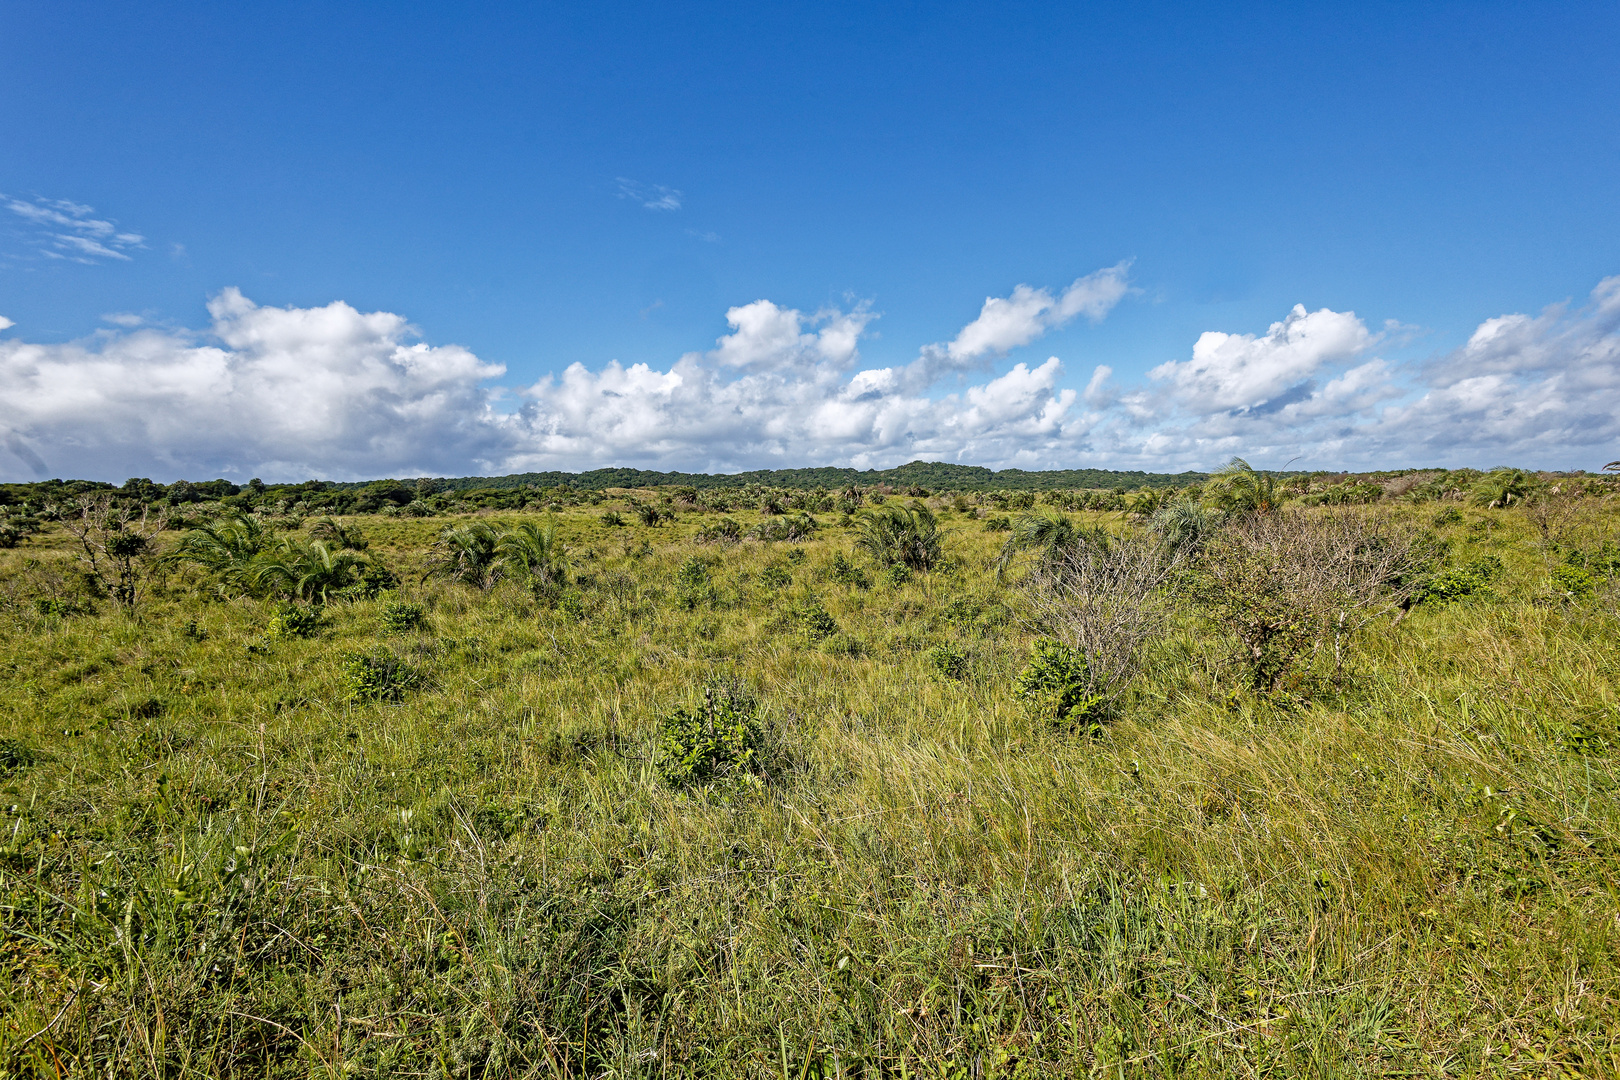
[941,262,1133,364]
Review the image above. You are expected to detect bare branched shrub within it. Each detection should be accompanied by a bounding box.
[62,494,168,607]
[1019,530,1179,708]
[1195,508,1425,690]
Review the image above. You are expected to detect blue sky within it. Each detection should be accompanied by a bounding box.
[2,0,1618,481]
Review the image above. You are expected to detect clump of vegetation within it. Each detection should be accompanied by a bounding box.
[342,651,422,702]
[883,562,912,587]
[265,603,324,640]
[855,501,941,570]
[1414,555,1504,605]
[1432,506,1464,527]
[827,551,870,589]
[656,680,765,787]
[600,509,625,527]
[1015,639,1104,729]
[380,600,427,634]
[982,514,1011,532]
[791,598,840,641]
[0,737,37,776]
[749,512,816,542]
[33,597,85,618]
[758,563,792,589]
[926,642,968,680]
[695,517,743,543]
[672,556,715,610]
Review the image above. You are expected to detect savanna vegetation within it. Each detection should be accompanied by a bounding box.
[2,462,1619,1077]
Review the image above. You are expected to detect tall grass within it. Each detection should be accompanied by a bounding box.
[1,498,1617,1076]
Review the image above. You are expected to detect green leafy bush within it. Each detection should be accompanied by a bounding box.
[1551,565,1597,599]
[266,603,324,640]
[1015,640,1104,729]
[33,597,85,618]
[601,510,625,527]
[673,557,715,611]
[657,681,764,787]
[884,563,913,587]
[792,599,840,641]
[983,515,1012,532]
[927,643,968,680]
[380,600,426,634]
[1414,556,1504,605]
[695,517,742,543]
[342,652,422,703]
[828,552,870,589]
[1431,507,1464,528]
[759,564,792,590]
[0,737,37,776]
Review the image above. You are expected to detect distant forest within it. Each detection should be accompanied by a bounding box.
[328,461,1213,493]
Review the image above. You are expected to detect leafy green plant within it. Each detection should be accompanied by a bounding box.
[792,599,840,641]
[33,597,85,618]
[884,563,913,587]
[600,510,625,527]
[1015,640,1103,728]
[982,515,1012,532]
[759,564,792,590]
[496,521,568,594]
[635,502,665,526]
[1471,468,1539,509]
[0,737,37,776]
[927,643,968,680]
[342,652,422,702]
[424,523,502,588]
[673,557,715,611]
[266,603,324,640]
[657,681,765,787]
[380,600,426,634]
[1414,555,1504,605]
[828,552,870,589]
[749,513,817,542]
[1431,506,1464,528]
[1551,565,1597,599]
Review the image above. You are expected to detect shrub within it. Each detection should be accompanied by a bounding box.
[347,562,400,599]
[927,643,968,680]
[33,597,85,618]
[0,737,37,776]
[635,503,665,527]
[380,600,426,634]
[673,557,715,611]
[657,681,764,787]
[1551,565,1597,600]
[1015,640,1104,729]
[884,563,913,587]
[342,652,422,703]
[828,552,870,589]
[695,517,742,543]
[266,603,324,640]
[1413,555,1504,606]
[749,513,817,542]
[792,599,840,641]
[983,515,1012,532]
[601,510,625,527]
[759,564,792,590]
[1431,507,1464,528]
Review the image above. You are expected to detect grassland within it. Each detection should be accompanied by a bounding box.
[2,493,1618,1077]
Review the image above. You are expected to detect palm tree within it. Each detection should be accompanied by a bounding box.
[995,509,1077,577]
[1469,468,1538,509]
[1204,457,1279,514]
[854,501,941,571]
[496,521,568,592]
[164,513,271,594]
[253,538,369,602]
[1149,500,1218,553]
[308,515,368,550]
[425,523,503,588]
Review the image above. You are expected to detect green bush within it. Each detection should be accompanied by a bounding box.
[1015,640,1104,729]
[983,515,1012,532]
[342,652,422,703]
[1551,565,1597,599]
[0,737,37,776]
[828,552,870,589]
[884,563,913,587]
[1414,556,1504,605]
[657,681,764,787]
[673,557,714,611]
[759,564,792,590]
[927,643,968,680]
[380,600,426,634]
[695,517,742,543]
[792,599,840,641]
[601,510,625,527]
[1431,506,1464,528]
[33,597,85,618]
[266,603,324,640]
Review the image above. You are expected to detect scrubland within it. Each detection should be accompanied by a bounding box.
[2,487,1618,1077]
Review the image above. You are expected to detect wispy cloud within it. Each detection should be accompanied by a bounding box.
[2,194,145,263]
[615,177,683,211]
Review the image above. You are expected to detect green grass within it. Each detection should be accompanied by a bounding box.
[1,498,1618,1077]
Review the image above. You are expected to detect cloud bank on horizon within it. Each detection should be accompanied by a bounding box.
[1,268,1617,482]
